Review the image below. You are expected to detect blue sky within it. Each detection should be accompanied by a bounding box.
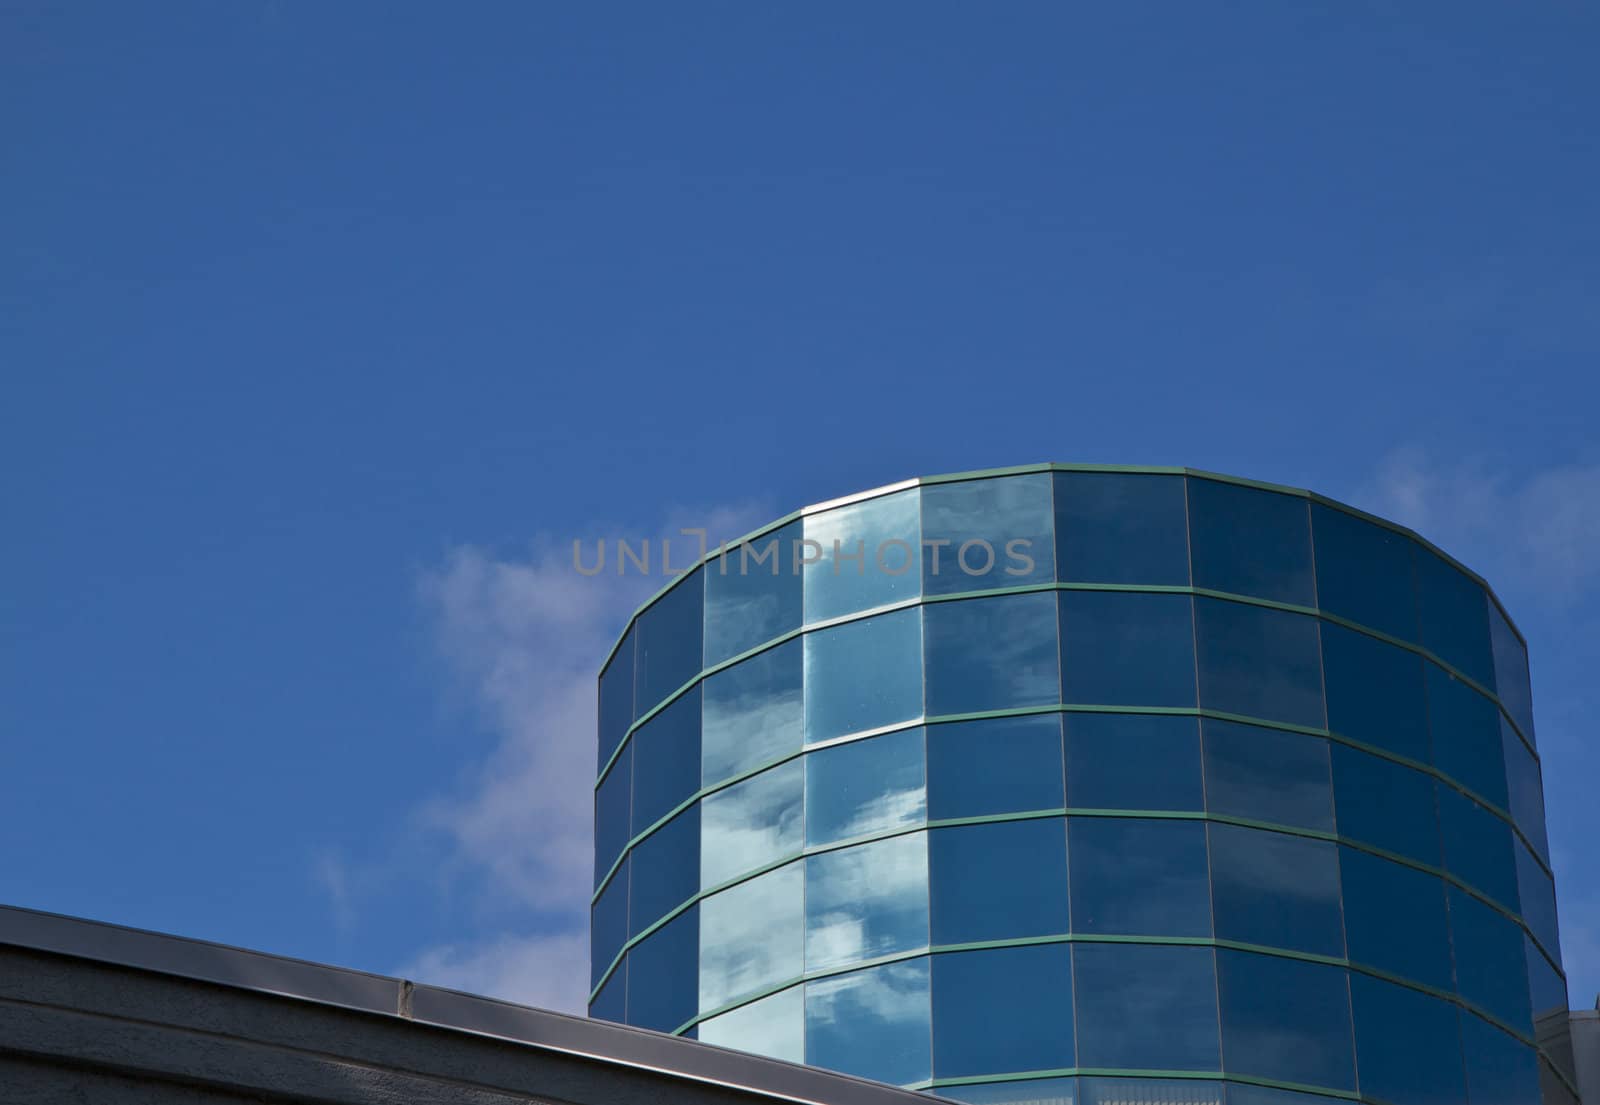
[4,2,1598,1011]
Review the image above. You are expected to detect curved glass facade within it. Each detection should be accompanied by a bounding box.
[590,465,1574,1105]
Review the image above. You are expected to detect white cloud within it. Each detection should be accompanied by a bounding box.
[397,930,591,1011]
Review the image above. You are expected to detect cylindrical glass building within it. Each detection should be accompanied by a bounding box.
[590,465,1574,1105]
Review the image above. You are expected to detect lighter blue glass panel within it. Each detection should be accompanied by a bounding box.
[1202,719,1333,833]
[930,818,1069,944]
[1227,1087,1348,1105]
[599,626,635,771]
[1340,847,1452,992]
[805,833,929,971]
[591,855,629,989]
[701,758,803,889]
[627,905,697,1034]
[1059,591,1196,707]
[803,489,921,624]
[698,985,804,1064]
[1449,886,1532,1033]
[1055,471,1190,585]
[1488,598,1535,745]
[1329,744,1440,866]
[1310,503,1418,644]
[806,727,925,846]
[595,740,632,884]
[1461,1012,1540,1105]
[699,862,803,1013]
[1217,950,1355,1091]
[1349,973,1466,1105]
[1065,714,1203,811]
[927,714,1063,819]
[932,944,1074,1077]
[1194,598,1325,729]
[1209,823,1344,957]
[1515,841,1560,961]
[1438,787,1519,911]
[925,592,1060,715]
[921,474,1054,595]
[1415,549,1494,690]
[806,958,931,1087]
[705,520,803,666]
[804,607,923,743]
[944,1079,1078,1105]
[1085,1080,1221,1105]
[1069,817,1210,936]
[1503,716,1549,862]
[634,568,704,718]
[701,638,802,787]
[629,805,700,937]
[1074,943,1220,1071]
[1321,622,1429,763]
[1187,478,1314,607]
[1428,661,1508,807]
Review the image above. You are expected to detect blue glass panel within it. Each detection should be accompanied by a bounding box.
[591,855,629,989]
[595,739,633,884]
[701,638,802,787]
[1438,787,1519,911]
[1527,936,1568,1032]
[1320,623,1429,763]
[589,956,625,1023]
[705,520,803,667]
[921,474,1055,595]
[806,958,931,1086]
[1055,471,1190,585]
[1449,886,1532,1033]
[1428,661,1508,807]
[1065,714,1203,811]
[631,684,701,835]
[1515,841,1560,961]
[699,862,803,1013]
[1059,591,1196,707]
[1227,1087,1347,1105]
[1217,950,1355,1091]
[1415,549,1494,689]
[803,489,921,624]
[805,833,929,971]
[634,569,704,718]
[925,592,1060,715]
[1073,943,1220,1071]
[701,758,803,888]
[804,607,923,743]
[806,727,925,846]
[945,1078,1078,1105]
[930,818,1069,944]
[1349,973,1466,1105]
[1194,598,1325,729]
[699,985,803,1063]
[1461,1012,1540,1105]
[1340,848,1452,992]
[931,944,1074,1077]
[1209,823,1344,957]
[627,905,698,1034]
[1310,503,1418,643]
[1069,817,1211,937]
[1329,744,1440,866]
[629,805,700,937]
[927,714,1064,819]
[1503,716,1549,862]
[1187,478,1314,606]
[598,626,635,771]
[1085,1080,1221,1105]
[1488,598,1535,745]
[1202,719,1333,832]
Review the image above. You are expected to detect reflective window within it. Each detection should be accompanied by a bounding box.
[1203,719,1333,832]
[595,740,633,884]
[1349,973,1466,1105]
[1194,598,1325,729]
[930,818,1069,945]
[1069,817,1211,937]
[699,862,803,1013]
[1527,936,1569,1031]
[598,627,635,771]
[805,833,929,971]
[1085,1080,1221,1105]
[932,944,1074,1077]
[1209,823,1344,957]
[925,592,1060,715]
[1055,471,1190,585]
[627,905,698,1034]
[634,569,705,717]
[701,639,802,788]
[1340,848,1452,992]
[1310,503,1418,643]
[803,490,921,624]
[1065,714,1203,811]
[1488,599,1535,745]
[705,520,803,667]
[806,727,925,846]
[1227,1087,1347,1105]
[1321,623,1429,763]
[1502,716,1549,862]
[1074,943,1220,1071]
[1059,591,1196,707]
[1329,745,1440,867]
[589,957,625,1023]
[927,714,1063,819]
[1515,841,1560,960]
[631,685,701,835]
[629,805,700,937]
[591,855,629,989]
[1448,886,1532,1033]
[1218,950,1354,1091]
[946,1078,1078,1105]
[805,958,931,1087]
[1427,662,1508,807]
[1415,549,1494,690]
[921,475,1055,595]
[698,985,803,1064]
[804,607,923,744]
[701,758,803,889]
[1187,478,1315,606]
[1437,787,1519,910]
[1460,1012,1540,1105]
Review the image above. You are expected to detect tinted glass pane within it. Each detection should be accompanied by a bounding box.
[925,592,1060,715]
[1069,817,1211,936]
[1085,1080,1221,1105]
[1065,714,1203,811]
[1349,973,1466,1105]
[1428,662,1508,807]
[629,805,700,937]
[1074,943,1220,1071]
[930,818,1069,945]
[1321,623,1429,763]
[1527,936,1569,1034]
[805,958,931,1086]
[1515,841,1560,960]
[595,740,633,884]
[803,490,922,624]
[1310,503,1418,643]
[589,957,625,1023]
[1329,744,1440,866]
[701,758,803,889]
[806,727,925,846]
[1203,719,1333,832]
[599,627,635,771]
[627,905,698,1034]
[1415,550,1494,689]
[635,569,705,717]
[1055,471,1190,585]
[1187,478,1314,606]
[1059,591,1196,708]
[699,862,803,1013]
[1209,823,1344,957]
[705,521,803,666]
[1340,848,1452,991]
[701,639,803,787]
[1195,598,1325,729]
[1488,599,1535,745]
[932,944,1074,1077]
[1461,1012,1540,1105]
[805,833,929,971]
[698,985,803,1064]
[1218,950,1354,1091]
[591,855,629,988]
[1503,717,1549,862]
[921,474,1055,595]
[1227,1087,1348,1105]
[631,685,701,835]
[945,1078,1078,1105]
[1438,787,1519,911]
[804,607,923,743]
[1449,886,1533,1033]
[927,714,1064,819]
